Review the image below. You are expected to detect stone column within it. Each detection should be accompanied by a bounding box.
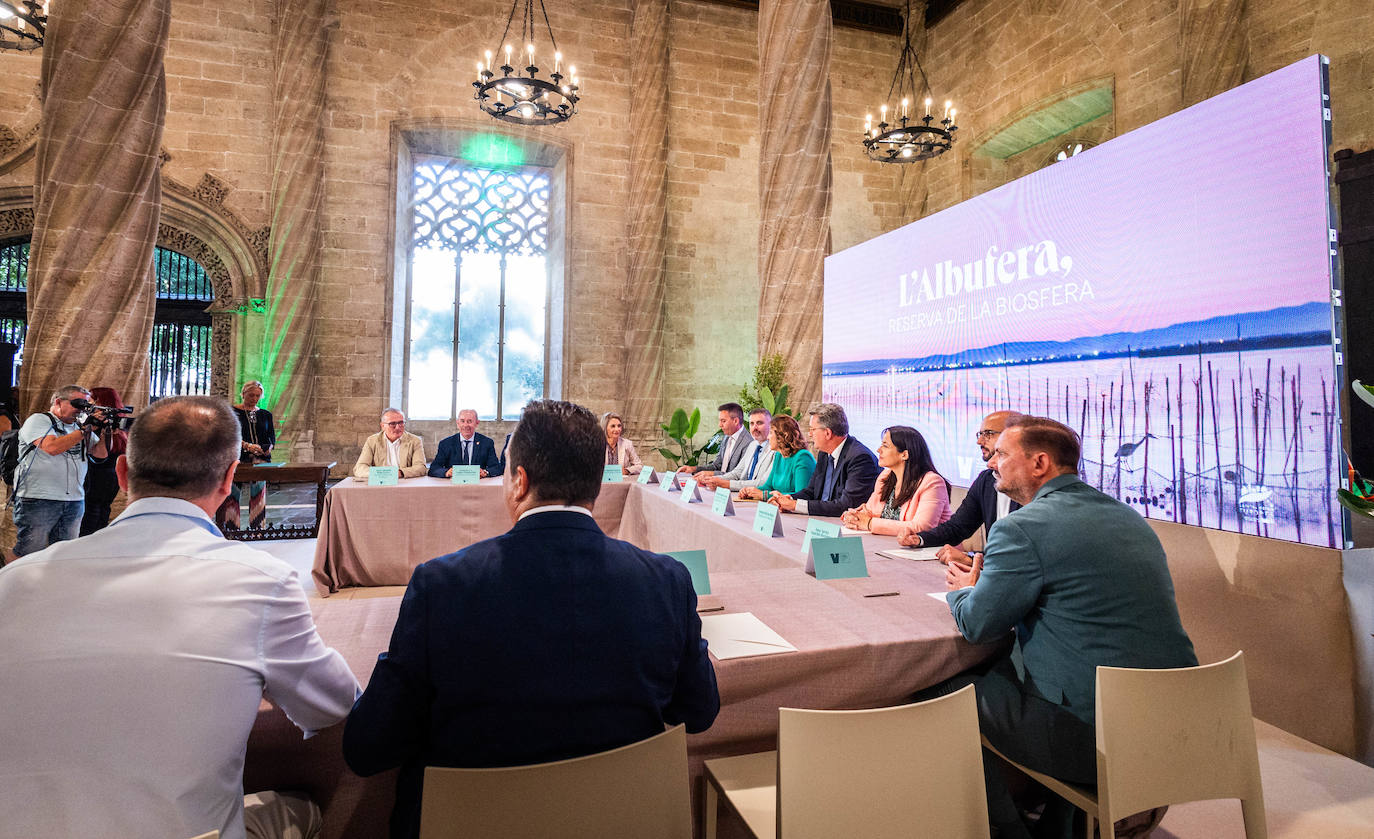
[261,0,332,453]
[897,0,930,227]
[621,0,670,443]
[758,0,832,409]
[1180,0,1249,107]
[26,0,169,412]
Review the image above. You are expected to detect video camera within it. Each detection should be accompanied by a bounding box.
[70,398,134,433]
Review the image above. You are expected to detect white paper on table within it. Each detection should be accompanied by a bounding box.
[876,546,943,561]
[927,591,950,602]
[700,612,798,660]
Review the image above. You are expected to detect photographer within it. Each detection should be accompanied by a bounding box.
[79,387,130,535]
[13,385,110,556]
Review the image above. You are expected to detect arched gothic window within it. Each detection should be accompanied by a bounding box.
[0,238,214,396]
[404,156,550,421]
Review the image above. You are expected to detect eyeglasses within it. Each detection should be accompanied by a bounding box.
[384,420,406,427]
[975,429,999,440]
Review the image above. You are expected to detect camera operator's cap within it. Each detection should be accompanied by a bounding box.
[89,386,126,412]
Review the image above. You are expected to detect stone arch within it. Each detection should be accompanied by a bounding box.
[0,174,271,397]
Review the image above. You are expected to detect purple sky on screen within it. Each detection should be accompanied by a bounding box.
[823,55,1332,365]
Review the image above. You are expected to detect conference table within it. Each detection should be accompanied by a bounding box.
[249,478,1005,839]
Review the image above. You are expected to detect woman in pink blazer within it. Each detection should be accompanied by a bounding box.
[841,425,952,537]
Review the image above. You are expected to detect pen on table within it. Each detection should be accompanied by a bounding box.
[697,605,725,613]
[863,591,901,598]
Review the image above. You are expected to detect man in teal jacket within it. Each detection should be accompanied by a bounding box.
[945,415,1196,839]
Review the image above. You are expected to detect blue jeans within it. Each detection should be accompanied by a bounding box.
[14,497,84,557]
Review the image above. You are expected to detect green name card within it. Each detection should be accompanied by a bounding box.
[680,476,702,503]
[712,487,736,517]
[660,471,679,493]
[637,467,657,484]
[806,535,869,579]
[666,549,711,596]
[602,464,623,483]
[800,519,842,555]
[752,502,785,537]
[451,465,481,485]
[368,465,399,486]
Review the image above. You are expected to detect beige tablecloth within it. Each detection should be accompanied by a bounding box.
[267,483,1002,838]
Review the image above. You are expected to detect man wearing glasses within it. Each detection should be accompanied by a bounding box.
[899,410,1020,563]
[353,408,428,479]
[12,385,110,557]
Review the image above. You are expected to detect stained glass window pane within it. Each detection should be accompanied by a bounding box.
[457,251,499,419]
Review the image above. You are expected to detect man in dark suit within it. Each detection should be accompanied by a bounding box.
[427,407,503,478]
[769,402,879,518]
[943,416,1196,839]
[680,402,751,477]
[902,410,1021,562]
[343,399,720,839]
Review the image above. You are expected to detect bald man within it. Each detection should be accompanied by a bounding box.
[900,410,1021,564]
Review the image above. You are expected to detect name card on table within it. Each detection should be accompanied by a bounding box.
[679,476,703,503]
[368,465,399,486]
[451,465,481,485]
[602,465,623,483]
[800,519,841,555]
[659,471,680,493]
[752,502,785,537]
[666,549,711,595]
[806,536,869,579]
[712,487,736,517]
[637,467,659,484]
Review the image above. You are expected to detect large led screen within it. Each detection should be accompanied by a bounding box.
[822,55,1341,546]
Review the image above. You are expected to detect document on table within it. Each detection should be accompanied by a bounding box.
[700,612,798,660]
[875,546,943,561]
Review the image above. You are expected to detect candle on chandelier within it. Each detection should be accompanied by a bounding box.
[504,44,513,68]
[527,43,535,69]
[924,97,933,118]
[943,100,951,120]
[901,98,908,120]
[949,108,957,124]
[554,51,562,75]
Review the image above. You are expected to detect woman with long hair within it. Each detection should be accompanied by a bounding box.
[738,415,815,498]
[842,425,951,536]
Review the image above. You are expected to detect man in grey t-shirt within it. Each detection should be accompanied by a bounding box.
[14,385,109,556]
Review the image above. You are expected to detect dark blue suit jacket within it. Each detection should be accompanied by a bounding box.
[915,467,1020,547]
[342,511,720,838]
[427,431,503,478]
[793,436,881,517]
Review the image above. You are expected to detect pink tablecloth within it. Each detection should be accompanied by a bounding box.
[265,483,1003,838]
[311,478,631,594]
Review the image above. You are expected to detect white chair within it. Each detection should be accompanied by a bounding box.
[418,724,691,839]
[985,650,1266,839]
[702,685,989,838]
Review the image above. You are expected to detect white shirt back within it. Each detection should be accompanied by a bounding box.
[0,497,359,839]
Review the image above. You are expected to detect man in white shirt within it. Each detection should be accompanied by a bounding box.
[678,402,751,475]
[698,408,774,491]
[0,395,360,839]
[12,384,110,556]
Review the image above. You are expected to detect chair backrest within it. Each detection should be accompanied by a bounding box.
[777,685,989,839]
[418,724,691,839]
[1096,650,1264,820]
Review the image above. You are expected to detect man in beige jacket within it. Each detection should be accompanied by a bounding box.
[353,408,428,479]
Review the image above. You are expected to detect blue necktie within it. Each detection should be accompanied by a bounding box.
[745,444,762,480]
[463,440,472,465]
[821,455,839,500]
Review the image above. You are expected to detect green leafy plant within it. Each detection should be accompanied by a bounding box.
[738,353,801,419]
[657,407,723,469]
[1338,380,1374,519]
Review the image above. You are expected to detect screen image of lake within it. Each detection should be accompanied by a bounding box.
[822,344,1342,547]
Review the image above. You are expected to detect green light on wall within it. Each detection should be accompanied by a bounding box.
[462,134,525,168]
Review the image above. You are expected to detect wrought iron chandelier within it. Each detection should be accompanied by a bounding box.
[861,0,957,163]
[473,0,580,127]
[0,1,47,51]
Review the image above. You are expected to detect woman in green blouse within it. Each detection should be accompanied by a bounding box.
[739,415,816,499]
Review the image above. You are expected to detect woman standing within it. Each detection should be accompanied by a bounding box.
[738,415,816,499]
[78,387,130,535]
[602,412,643,475]
[227,380,275,530]
[842,425,951,537]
